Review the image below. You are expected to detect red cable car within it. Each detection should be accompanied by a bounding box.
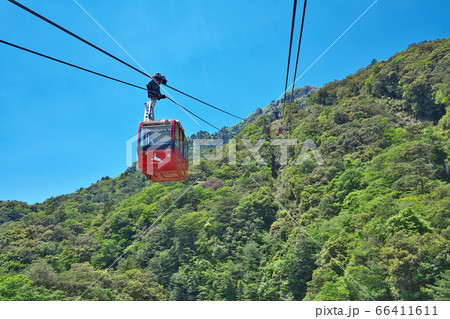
[137,119,188,182]
[266,126,271,133]
[137,73,188,182]
[278,126,283,134]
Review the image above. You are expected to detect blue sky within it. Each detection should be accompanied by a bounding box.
[0,0,448,203]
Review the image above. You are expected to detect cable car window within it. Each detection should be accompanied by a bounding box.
[179,126,181,150]
[180,130,185,157]
[183,135,188,160]
[140,124,172,149]
[178,128,183,154]
[175,123,180,151]
[181,133,185,157]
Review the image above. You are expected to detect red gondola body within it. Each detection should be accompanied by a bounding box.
[266,126,271,133]
[137,120,188,182]
[278,126,283,134]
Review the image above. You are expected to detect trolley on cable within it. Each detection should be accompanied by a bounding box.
[137,73,188,182]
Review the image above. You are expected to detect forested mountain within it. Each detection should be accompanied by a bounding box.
[0,38,449,301]
[187,85,317,147]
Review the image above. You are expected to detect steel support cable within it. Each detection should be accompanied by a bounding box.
[7,0,149,78]
[283,0,298,106]
[0,39,220,131]
[0,39,146,91]
[165,84,243,119]
[167,97,220,131]
[290,0,308,102]
[8,0,243,120]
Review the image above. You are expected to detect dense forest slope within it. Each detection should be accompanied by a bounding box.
[0,38,449,301]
